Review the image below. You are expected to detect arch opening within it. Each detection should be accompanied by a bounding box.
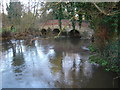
[41,29,47,35]
[52,28,60,34]
[68,30,81,38]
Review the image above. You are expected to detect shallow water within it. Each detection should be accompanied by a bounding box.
[0,38,118,88]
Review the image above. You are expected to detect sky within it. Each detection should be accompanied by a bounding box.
[1,0,44,14]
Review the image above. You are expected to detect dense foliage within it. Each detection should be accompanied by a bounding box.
[89,2,120,74]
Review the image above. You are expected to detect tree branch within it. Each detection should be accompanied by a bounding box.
[92,2,120,16]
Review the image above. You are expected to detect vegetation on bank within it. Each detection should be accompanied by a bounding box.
[88,2,120,75]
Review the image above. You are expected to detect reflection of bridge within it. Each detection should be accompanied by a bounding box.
[39,19,94,39]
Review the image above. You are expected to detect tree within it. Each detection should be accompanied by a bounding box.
[6,1,22,26]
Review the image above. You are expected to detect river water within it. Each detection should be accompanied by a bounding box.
[0,38,118,88]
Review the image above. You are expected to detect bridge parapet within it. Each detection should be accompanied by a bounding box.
[39,19,76,31]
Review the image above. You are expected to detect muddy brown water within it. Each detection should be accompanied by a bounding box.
[0,38,119,88]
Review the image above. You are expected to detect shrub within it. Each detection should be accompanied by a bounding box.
[89,40,120,73]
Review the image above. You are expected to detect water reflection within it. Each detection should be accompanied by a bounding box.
[62,53,81,87]
[1,38,118,88]
[12,44,25,80]
[50,51,94,88]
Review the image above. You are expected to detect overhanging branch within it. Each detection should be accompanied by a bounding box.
[92,2,120,16]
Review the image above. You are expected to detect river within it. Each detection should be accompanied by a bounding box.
[0,38,118,88]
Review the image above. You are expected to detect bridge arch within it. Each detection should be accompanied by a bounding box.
[52,28,60,34]
[41,29,47,35]
[68,30,81,38]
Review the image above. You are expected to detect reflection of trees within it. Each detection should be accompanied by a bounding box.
[61,53,80,86]
[2,40,26,80]
[53,51,93,88]
[12,52,25,73]
[2,40,12,52]
[50,55,62,73]
[10,40,25,75]
[39,38,92,87]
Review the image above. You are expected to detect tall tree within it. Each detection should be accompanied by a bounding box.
[6,1,22,26]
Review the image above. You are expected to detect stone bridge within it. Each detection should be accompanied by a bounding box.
[39,19,94,39]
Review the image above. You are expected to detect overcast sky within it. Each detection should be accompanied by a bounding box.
[2,0,44,14]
